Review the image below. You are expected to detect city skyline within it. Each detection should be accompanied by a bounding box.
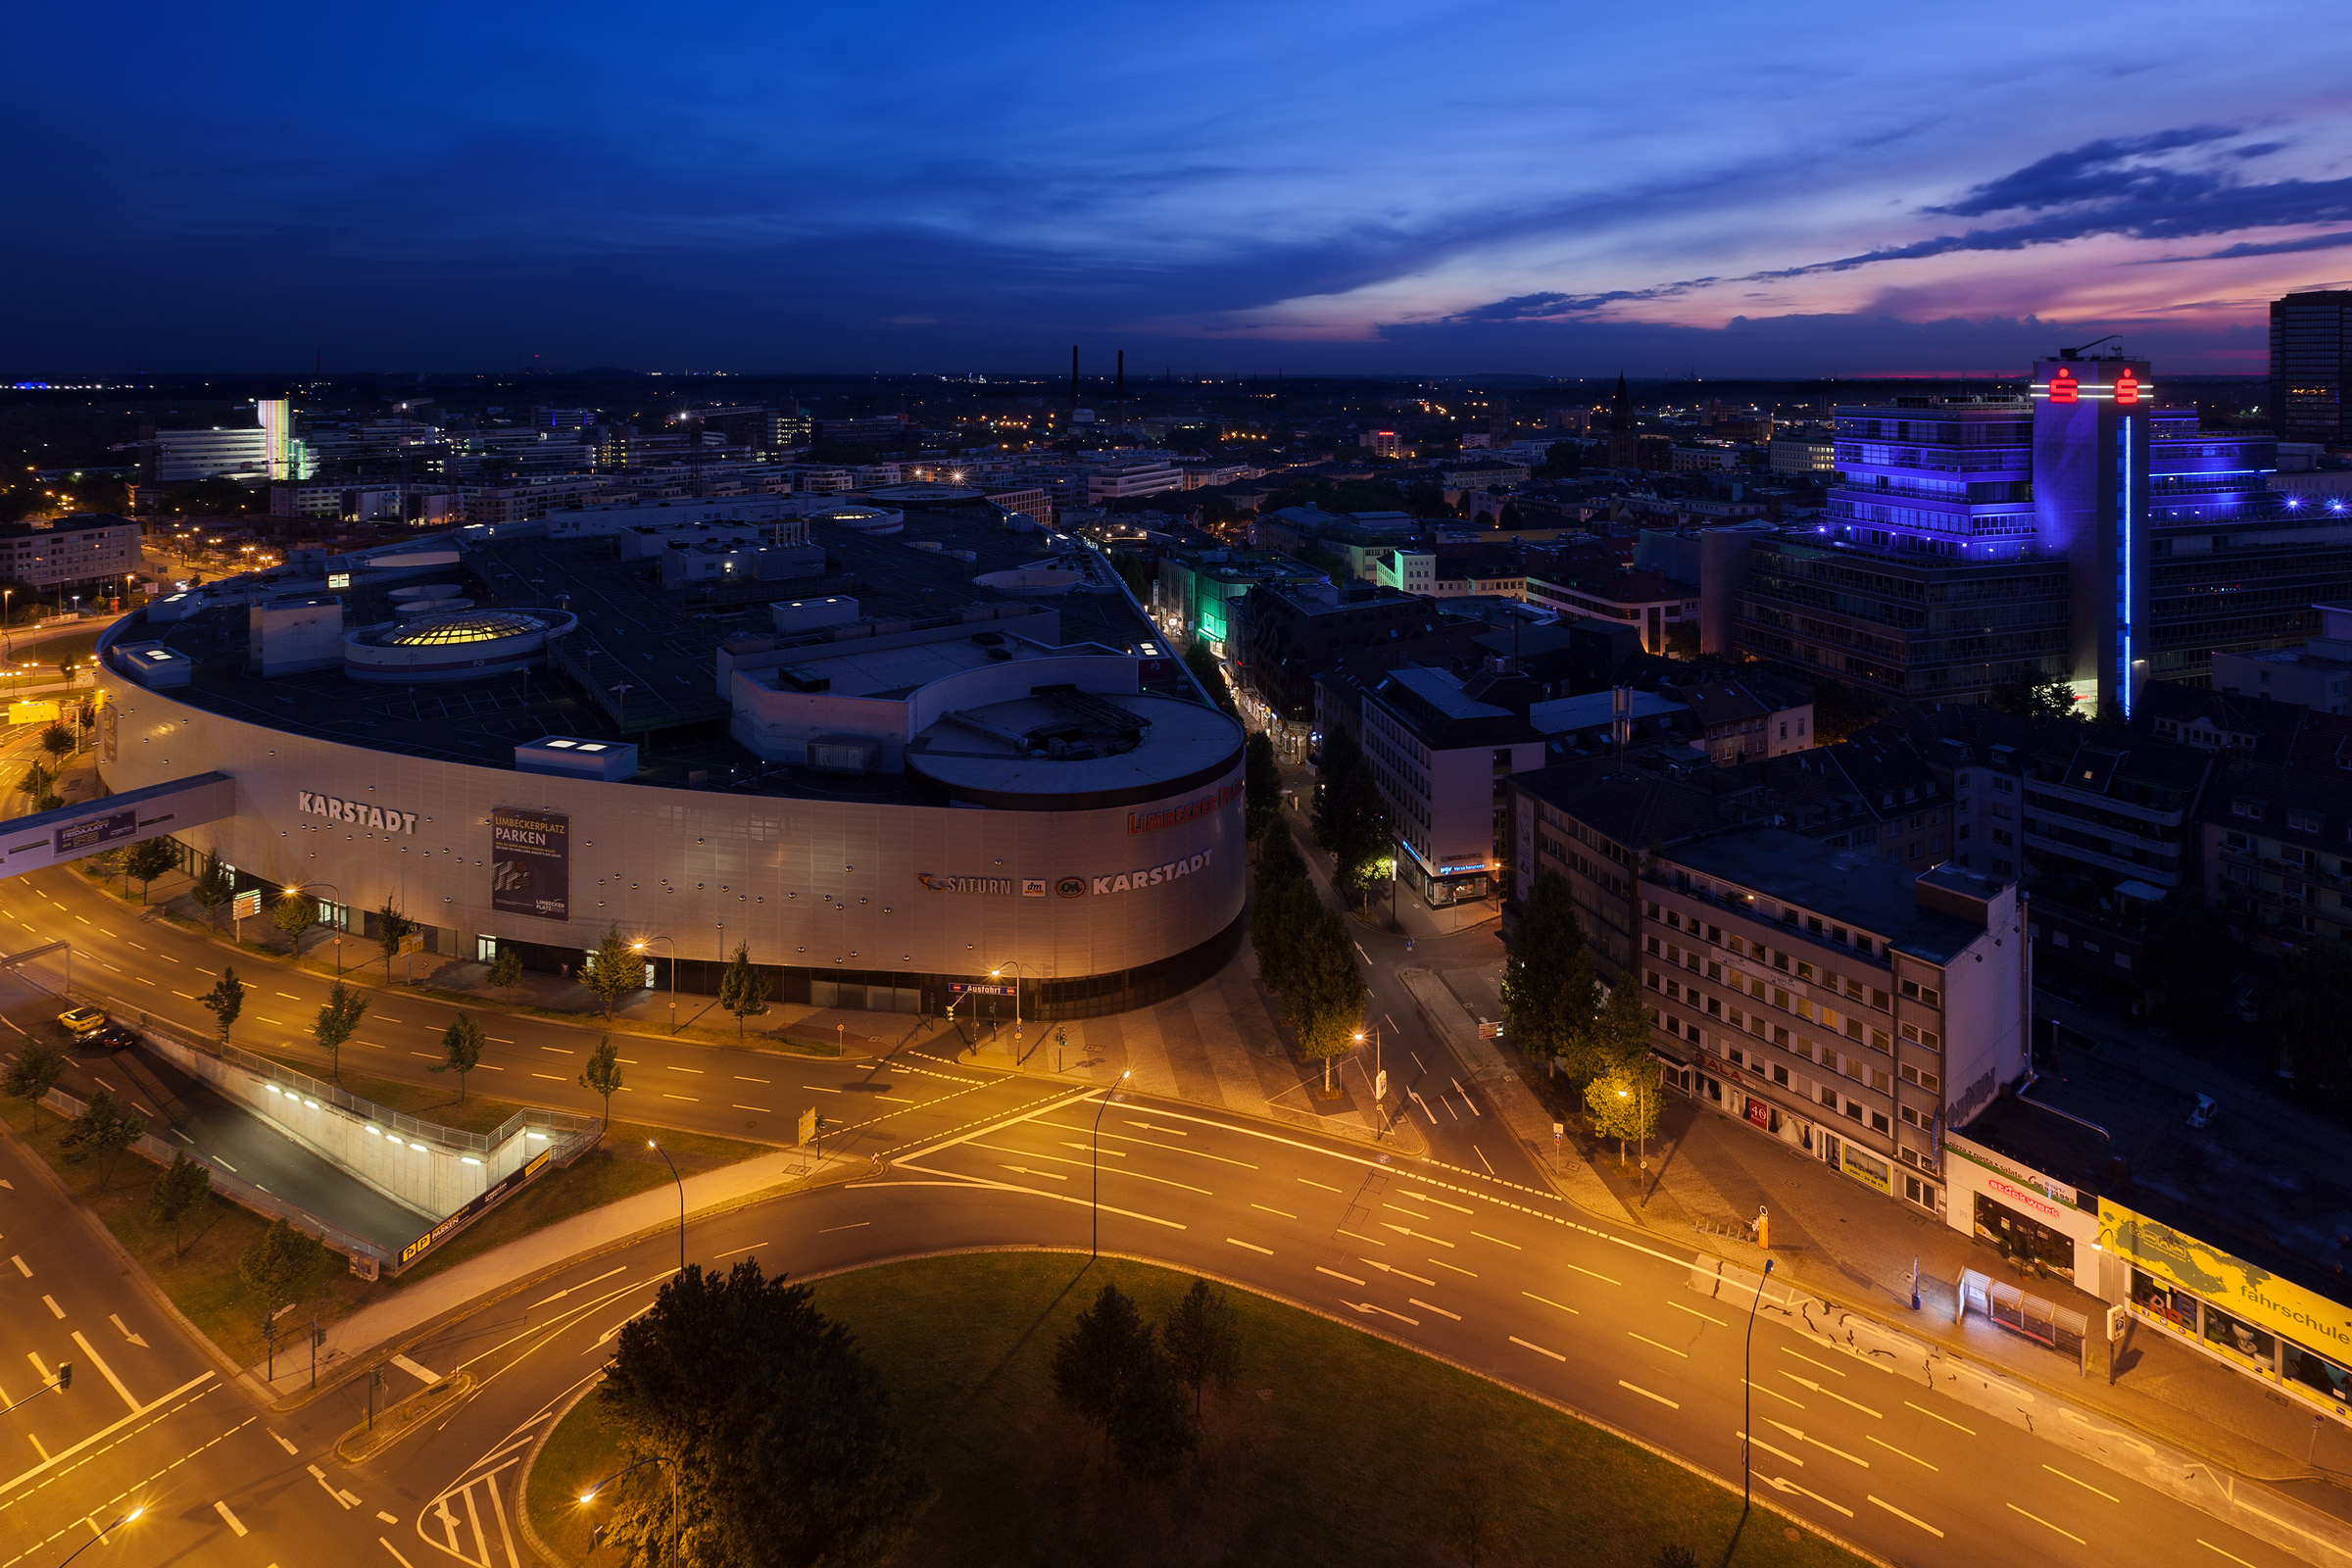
[8,1,2350,376]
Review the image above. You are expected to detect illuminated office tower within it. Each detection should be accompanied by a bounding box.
[2031,353,2152,717]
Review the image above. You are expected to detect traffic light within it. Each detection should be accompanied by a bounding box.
[55,1362,71,1391]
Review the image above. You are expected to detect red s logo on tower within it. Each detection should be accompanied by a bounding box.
[2049,368,2079,405]
[2114,368,2139,406]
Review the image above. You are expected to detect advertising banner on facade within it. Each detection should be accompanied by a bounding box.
[490,807,569,921]
[2099,1199,2352,1355]
[53,808,137,858]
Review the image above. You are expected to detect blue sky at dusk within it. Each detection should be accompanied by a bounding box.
[8,0,2349,376]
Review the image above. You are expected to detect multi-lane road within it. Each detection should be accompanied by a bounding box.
[0,858,2333,1566]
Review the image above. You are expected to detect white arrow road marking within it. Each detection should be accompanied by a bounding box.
[108,1313,147,1348]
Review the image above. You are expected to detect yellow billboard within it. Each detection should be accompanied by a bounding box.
[2099,1199,2352,1354]
[7,701,58,727]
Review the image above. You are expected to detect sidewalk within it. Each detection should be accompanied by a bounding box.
[1414,942,2352,1521]
[249,1144,856,1405]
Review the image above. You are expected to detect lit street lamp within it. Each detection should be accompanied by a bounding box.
[579,1456,678,1566]
[1093,1070,1130,1259]
[634,935,676,1032]
[1616,1080,1651,1204]
[1352,1025,1386,1139]
[287,881,343,975]
[59,1507,143,1565]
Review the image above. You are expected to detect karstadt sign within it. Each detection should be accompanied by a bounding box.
[914,848,1220,900]
[299,791,417,835]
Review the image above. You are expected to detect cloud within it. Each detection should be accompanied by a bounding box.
[1926,125,2238,216]
[2160,229,2352,263]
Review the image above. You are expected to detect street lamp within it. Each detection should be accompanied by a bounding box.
[58,1507,143,1565]
[579,1457,678,1566]
[634,935,676,1032]
[1093,1070,1130,1259]
[1352,1025,1386,1139]
[288,881,342,975]
[648,1139,685,1276]
[1616,1080,1651,1203]
[1743,1255,1777,1514]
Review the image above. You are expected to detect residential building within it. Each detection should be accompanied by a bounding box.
[1153,548,1322,651]
[1638,839,2027,1219]
[2272,289,2352,446]
[1086,460,1186,502]
[1233,581,1448,744]
[1506,760,1724,975]
[0,514,142,591]
[984,487,1054,528]
[458,476,609,525]
[2203,762,2352,951]
[1524,566,1694,654]
[1358,664,1548,906]
[2210,601,2352,713]
[1360,430,1402,458]
[1677,678,1814,766]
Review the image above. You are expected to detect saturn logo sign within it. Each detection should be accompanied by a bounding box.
[1055,876,1087,899]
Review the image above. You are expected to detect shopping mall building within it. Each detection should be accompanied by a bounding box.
[95,505,1243,1019]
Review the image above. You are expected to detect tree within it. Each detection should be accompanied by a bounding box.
[717,943,772,1038]
[239,1217,330,1310]
[271,891,317,953]
[1500,870,1598,1066]
[599,1259,924,1568]
[312,980,367,1083]
[38,723,74,764]
[583,924,648,1019]
[1243,732,1282,842]
[1162,1278,1242,1416]
[1185,638,1239,719]
[1111,1332,1199,1475]
[189,857,233,928]
[1570,976,1654,1085]
[60,1086,144,1188]
[1988,671,2082,722]
[1311,727,1362,854]
[123,837,177,903]
[1586,1060,1662,1165]
[16,760,58,812]
[1250,874,1321,998]
[1323,766,1392,906]
[487,945,523,991]
[147,1150,213,1256]
[3,1037,69,1131]
[1287,908,1365,1091]
[432,1010,485,1100]
[579,1035,624,1133]
[374,901,415,981]
[1052,1282,1152,1464]
[199,967,244,1044]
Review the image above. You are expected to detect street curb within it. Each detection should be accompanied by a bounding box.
[514,1379,598,1568]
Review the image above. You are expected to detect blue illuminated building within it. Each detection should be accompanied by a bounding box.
[1742,357,2352,713]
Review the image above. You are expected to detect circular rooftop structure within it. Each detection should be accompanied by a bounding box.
[905,691,1243,810]
[345,607,576,683]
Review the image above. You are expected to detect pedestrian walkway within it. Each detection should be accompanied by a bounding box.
[253,1144,851,1403]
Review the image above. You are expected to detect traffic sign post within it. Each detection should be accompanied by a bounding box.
[232,887,261,943]
[1552,1121,1564,1175]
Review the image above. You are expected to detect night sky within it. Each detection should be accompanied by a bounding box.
[9,1,2348,377]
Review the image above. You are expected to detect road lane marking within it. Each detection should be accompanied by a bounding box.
[40,1295,61,1319]
[539,1047,570,1054]
[216,1500,247,1536]
[378,1510,400,1524]
[1738,1430,1804,1466]
[7,1256,25,1277]
[391,1353,440,1386]
[1667,1300,1727,1326]
[1618,1379,1679,1408]
[487,1037,515,1044]
[270,1429,298,1454]
[804,1084,841,1093]
[2043,1463,2119,1502]
[1522,1292,1580,1316]
[1380,1222,1454,1248]
[967,1141,1213,1195]
[1297,1177,1343,1193]
[1629,1332,1688,1359]
[1428,1257,1477,1277]
[380,1539,418,1566]
[375,1014,404,1022]
[1904,1399,1974,1435]
[1867,1435,1936,1470]
[1765,1418,1868,1467]
[1782,1348,1845,1376]
[661,1093,699,1102]
[1250,1203,1297,1219]
[1869,1494,1944,1537]
[1781,1373,1882,1418]
[1563,1260,1619,1285]
[1124,1118,1188,1136]
[2198,1543,2261,1566]
[1315,1266,1365,1286]
[1470,1230,1520,1250]
[1511,1336,1565,1361]
[1451,1078,1480,1115]
[2006,1502,2084,1544]
[1348,1300,1418,1326]
[68,1332,136,1413]
[1408,1298,1459,1320]
[1000,1164,1067,1181]
[666,1065,704,1074]
[1362,1259,1435,1286]
[1402,1189,1472,1213]
[276,993,300,1000]
[817,1223,870,1235]
[736,1075,769,1083]
[526,1266,627,1310]
[732,1103,770,1113]
[531,1073,564,1081]
[1226,1238,1273,1255]
[1743,1378,1803,1409]
[1761,1474,1850,1516]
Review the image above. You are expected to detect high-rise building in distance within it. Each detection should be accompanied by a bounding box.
[2271,290,2352,445]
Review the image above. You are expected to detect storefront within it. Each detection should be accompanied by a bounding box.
[2104,1200,2352,1421]
[1940,1132,2103,1287]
